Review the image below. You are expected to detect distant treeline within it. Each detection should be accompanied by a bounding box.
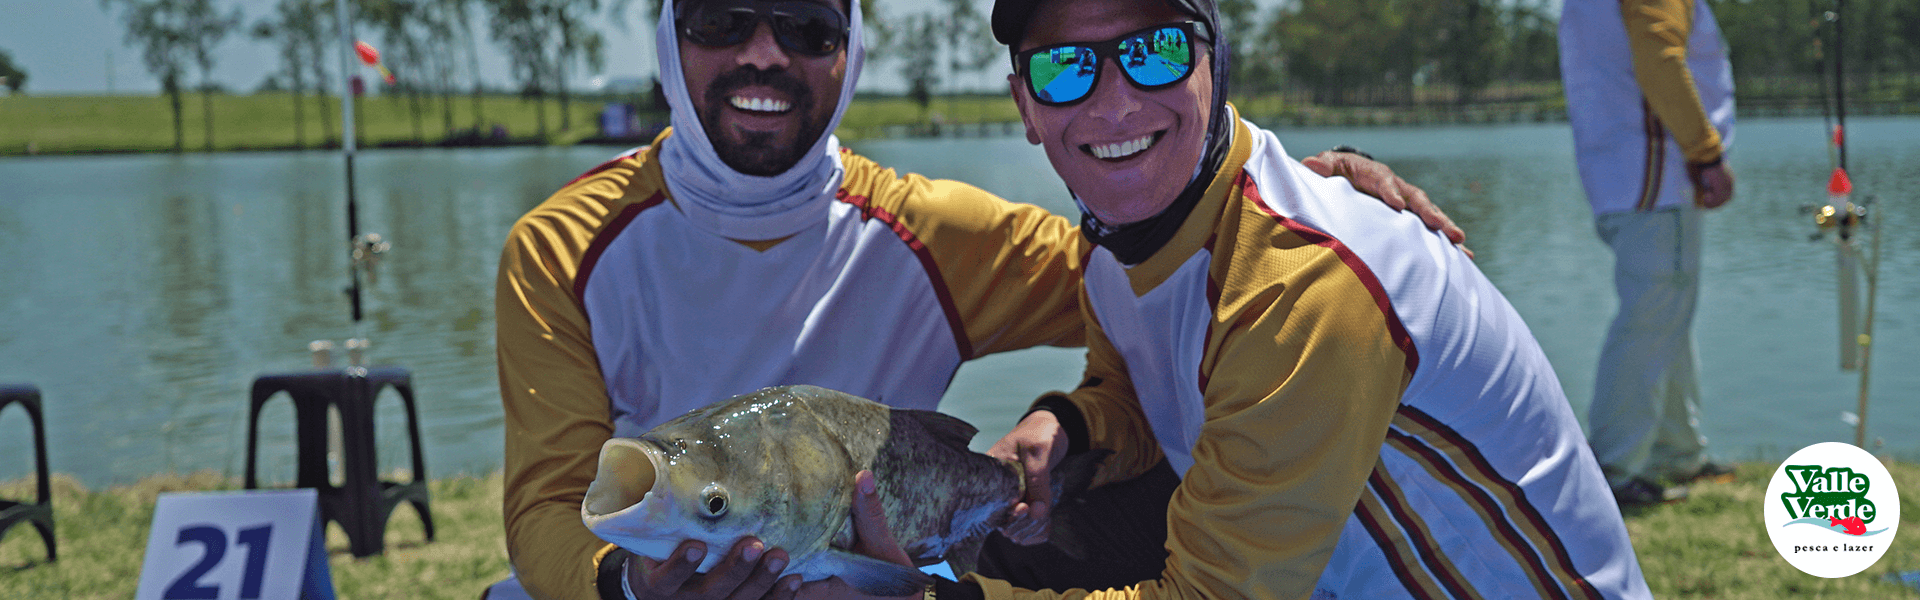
[1217,0,1920,109]
[78,0,1920,153]
[889,0,1920,111]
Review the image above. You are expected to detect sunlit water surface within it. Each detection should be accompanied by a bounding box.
[1,116,1915,487]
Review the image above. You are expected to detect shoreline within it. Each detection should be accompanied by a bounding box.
[8,94,1914,158]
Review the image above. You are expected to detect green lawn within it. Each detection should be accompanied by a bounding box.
[0,92,1029,156]
[0,92,612,156]
[0,471,508,600]
[3,461,1918,599]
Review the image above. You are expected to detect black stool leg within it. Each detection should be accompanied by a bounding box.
[1,385,57,563]
[395,379,434,541]
[28,393,53,562]
[343,374,383,558]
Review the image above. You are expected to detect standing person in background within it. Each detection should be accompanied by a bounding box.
[1560,0,1737,507]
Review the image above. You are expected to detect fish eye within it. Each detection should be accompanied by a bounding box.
[701,484,729,518]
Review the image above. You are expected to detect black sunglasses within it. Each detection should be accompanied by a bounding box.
[678,0,849,57]
[1014,22,1204,107]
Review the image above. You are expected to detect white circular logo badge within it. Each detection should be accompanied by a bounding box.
[1763,442,1900,578]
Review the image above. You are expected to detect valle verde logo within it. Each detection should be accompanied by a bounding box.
[1763,442,1901,578]
[1777,464,1887,537]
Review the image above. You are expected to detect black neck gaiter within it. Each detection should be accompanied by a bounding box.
[1077,122,1231,265]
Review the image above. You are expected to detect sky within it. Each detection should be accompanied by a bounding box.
[0,0,1010,96]
[4,0,1570,97]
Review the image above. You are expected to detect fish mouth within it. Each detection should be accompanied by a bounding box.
[583,438,679,557]
[584,437,664,518]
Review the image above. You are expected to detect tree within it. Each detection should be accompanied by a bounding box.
[938,0,995,93]
[547,0,604,132]
[103,0,199,152]
[1712,0,1820,81]
[1896,0,1920,85]
[187,0,241,151]
[292,0,338,147]
[357,0,431,143]
[440,0,490,131]
[1218,0,1277,94]
[895,13,941,115]
[254,0,327,147]
[1422,0,1501,104]
[1270,0,1426,104]
[485,0,558,138]
[0,49,25,94]
[420,0,483,135]
[1498,0,1559,83]
[882,0,991,119]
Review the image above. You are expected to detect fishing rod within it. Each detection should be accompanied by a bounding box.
[336,0,363,327]
[1804,0,1881,449]
[329,0,389,367]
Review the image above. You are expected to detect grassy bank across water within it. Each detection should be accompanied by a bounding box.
[0,92,1029,156]
[9,88,1920,157]
[0,92,1571,157]
[0,92,609,156]
[3,462,1920,598]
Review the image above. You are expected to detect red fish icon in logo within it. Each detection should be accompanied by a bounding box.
[1829,516,1867,535]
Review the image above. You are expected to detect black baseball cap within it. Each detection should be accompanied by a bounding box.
[991,0,1216,51]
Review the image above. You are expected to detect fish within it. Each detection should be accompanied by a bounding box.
[1831,516,1867,536]
[581,385,1106,596]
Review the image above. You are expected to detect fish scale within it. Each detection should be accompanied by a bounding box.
[581,385,1105,596]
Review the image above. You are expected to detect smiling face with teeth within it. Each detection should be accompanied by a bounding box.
[1010,0,1212,225]
[678,0,849,176]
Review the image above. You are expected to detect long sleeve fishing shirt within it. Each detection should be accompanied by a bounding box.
[1561,0,1736,216]
[495,129,1090,600]
[950,114,1651,600]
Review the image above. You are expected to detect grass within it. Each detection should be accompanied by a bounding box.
[0,92,1032,156]
[1622,461,1920,598]
[0,92,609,156]
[0,89,1589,157]
[0,471,509,600]
[9,80,1920,156]
[4,461,1919,598]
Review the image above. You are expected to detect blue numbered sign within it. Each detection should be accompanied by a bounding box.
[135,489,335,600]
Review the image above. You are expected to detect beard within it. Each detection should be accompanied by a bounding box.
[700,66,829,176]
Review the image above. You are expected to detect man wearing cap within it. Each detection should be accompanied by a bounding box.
[493,0,1461,598]
[832,0,1655,597]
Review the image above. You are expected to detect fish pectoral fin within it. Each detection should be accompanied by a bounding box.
[816,549,934,596]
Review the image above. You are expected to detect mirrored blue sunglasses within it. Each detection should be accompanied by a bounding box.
[1015,22,1202,106]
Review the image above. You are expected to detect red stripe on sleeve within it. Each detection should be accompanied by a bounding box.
[836,191,975,361]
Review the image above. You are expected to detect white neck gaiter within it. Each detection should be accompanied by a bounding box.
[654,0,867,241]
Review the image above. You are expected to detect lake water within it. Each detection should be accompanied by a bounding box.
[1,116,1916,488]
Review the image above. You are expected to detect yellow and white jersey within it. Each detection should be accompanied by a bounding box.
[1561,0,1735,216]
[964,116,1648,600]
[496,129,1089,600]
